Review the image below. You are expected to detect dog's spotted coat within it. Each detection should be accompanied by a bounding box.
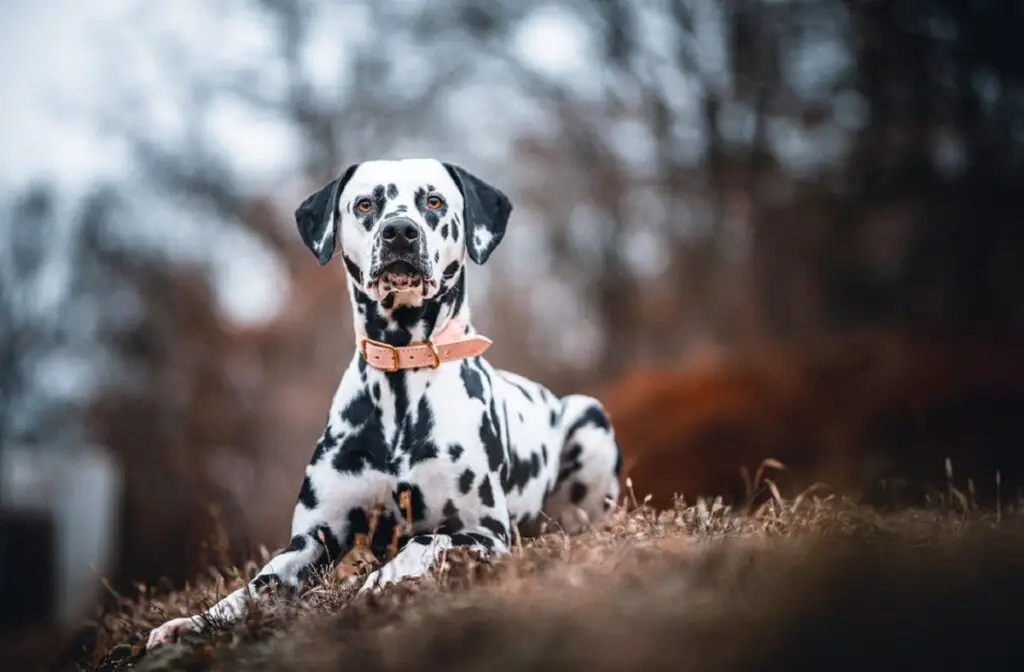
[147,159,622,648]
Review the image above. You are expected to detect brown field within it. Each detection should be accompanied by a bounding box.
[20,476,1024,672]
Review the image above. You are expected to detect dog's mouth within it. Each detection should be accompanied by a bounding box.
[380,260,422,288]
[369,258,429,298]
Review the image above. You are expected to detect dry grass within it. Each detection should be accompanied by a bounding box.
[27,470,1024,672]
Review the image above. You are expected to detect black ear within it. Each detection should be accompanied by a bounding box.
[443,162,513,265]
[295,164,359,265]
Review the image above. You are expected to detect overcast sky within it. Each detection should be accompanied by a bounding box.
[0,0,594,329]
[0,0,588,190]
[0,1,134,191]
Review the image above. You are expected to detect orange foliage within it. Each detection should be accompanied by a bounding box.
[603,334,1024,510]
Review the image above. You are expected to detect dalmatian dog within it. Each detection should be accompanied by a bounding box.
[146,158,622,648]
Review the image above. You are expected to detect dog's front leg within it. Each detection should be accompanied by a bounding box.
[145,521,338,649]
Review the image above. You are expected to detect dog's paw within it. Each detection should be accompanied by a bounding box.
[357,535,452,595]
[358,559,413,595]
[146,616,203,650]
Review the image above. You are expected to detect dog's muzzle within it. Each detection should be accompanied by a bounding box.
[371,218,429,294]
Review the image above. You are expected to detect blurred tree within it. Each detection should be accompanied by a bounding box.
[823,0,1024,337]
[472,0,1024,375]
[44,0,1023,587]
[0,186,94,454]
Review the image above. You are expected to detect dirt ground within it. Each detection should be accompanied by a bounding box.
[21,481,1024,672]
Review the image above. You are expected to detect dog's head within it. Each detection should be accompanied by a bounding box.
[294,158,512,305]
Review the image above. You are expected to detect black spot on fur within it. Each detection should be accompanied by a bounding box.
[343,254,362,285]
[467,359,506,475]
[570,482,589,505]
[564,404,611,438]
[442,261,460,279]
[446,269,467,315]
[284,535,308,553]
[480,516,509,544]
[381,293,443,345]
[341,389,374,426]
[558,443,584,485]
[459,468,475,494]
[386,370,410,420]
[450,531,494,551]
[477,475,495,507]
[504,451,542,494]
[387,183,398,199]
[440,223,449,238]
[372,382,381,401]
[352,290,390,341]
[460,360,485,402]
[434,250,440,264]
[451,214,460,242]
[408,436,440,466]
[332,392,392,476]
[373,184,387,216]
[480,405,505,473]
[311,425,339,464]
[614,450,623,477]
[448,443,464,461]
[297,476,318,509]
[502,374,534,402]
[405,396,439,466]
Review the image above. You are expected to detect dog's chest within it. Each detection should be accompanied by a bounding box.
[343,364,502,527]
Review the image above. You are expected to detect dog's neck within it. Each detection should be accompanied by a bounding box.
[348,266,471,349]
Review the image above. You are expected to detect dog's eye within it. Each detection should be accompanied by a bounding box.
[426,195,445,210]
[355,198,374,214]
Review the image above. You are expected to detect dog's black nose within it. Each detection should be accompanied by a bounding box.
[380,219,420,249]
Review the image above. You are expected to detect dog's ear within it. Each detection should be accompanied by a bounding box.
[295,163,359,265]
[443,163,513,265]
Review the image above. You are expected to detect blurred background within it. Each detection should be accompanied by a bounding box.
[2,0,1024,637]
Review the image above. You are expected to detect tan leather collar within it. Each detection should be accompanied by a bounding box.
[358,318,492,372]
